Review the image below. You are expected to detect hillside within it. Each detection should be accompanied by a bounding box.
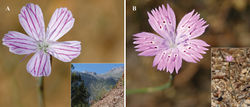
[91,75,124,107]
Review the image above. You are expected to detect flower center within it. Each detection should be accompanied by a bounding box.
[169,42,177,48]
[164,31,177,49]
[37,41,49,53]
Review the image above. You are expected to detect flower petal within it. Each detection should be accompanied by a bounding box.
[153,50,171,71]
[27,52,51,77]
[153,48,182,74]
[133,32,165,56]
[176,10,208,43]
[47,41,81,62]
[46,8,75,41]
[19,3,45,41]
[147,4,176,40]
[178,39,209,63]
[2,31,37,55]
[174,52,182,74]
[165,49,180,73]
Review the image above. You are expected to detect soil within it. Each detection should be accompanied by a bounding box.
[91,76,124,107]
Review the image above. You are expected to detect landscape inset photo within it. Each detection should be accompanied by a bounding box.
[71,63,124,107]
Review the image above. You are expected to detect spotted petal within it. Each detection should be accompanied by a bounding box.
[153,48,182,73]
[47,41,81,62]
[176,10,208,43]
[2,31,37,55]
[133,32,165,56]
[27,51,51,77]
[46,8,75,41]
[19,3,45,41]
[178,39,209,63]
[148,4,176,39]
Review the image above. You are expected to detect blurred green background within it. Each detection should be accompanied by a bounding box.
[0,0,123,107]
[126,0,249,107]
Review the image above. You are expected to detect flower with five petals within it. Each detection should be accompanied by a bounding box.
[133,4,209,74]
[2,3,81,77]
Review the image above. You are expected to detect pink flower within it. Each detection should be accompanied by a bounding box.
[2,3,81,77]
[133,4,209,74]
[225,56,233,62]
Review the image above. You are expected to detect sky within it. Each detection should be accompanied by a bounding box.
[71,63,124,74]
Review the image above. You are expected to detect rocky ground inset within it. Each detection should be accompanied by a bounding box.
[211,48,250,107]
[91,75,124,107]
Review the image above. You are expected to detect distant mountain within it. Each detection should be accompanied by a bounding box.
[71,66,124,104]
[98,66,124,80]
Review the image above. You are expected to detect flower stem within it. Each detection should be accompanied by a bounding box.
[126,74,174,95]
[38,77,44,107]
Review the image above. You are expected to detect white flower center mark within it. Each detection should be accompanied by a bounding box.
[169,42,177,48]
[37,41,49,53]
[164,31,177,49]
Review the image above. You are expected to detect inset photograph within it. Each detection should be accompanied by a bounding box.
[211,48,250,106]
[71,63,124,107]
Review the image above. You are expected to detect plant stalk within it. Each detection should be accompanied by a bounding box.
[38,77,44,107]
[127,74,174,95]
